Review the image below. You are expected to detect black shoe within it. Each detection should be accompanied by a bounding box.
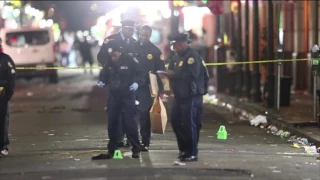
[178,152,186,159]
[132,152,140,159]
[180,156,198,162]
[92,152,114,160]
[141,145,149,152]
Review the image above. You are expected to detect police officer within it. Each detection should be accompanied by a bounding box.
[98,20,139,148]
[132,25,165,151]
[0,38,16,158]
[165,33,209,162]
[92,40,144,160]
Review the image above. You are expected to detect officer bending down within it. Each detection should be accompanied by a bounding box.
[0,48,16,158]
[166,33,209,162]
[92,40,144,160]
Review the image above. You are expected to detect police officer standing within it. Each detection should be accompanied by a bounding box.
[98,20,138,148]
[92,40,144,160]
[0,38,16,158]
[132,25,165,151]
[165,33,209,162]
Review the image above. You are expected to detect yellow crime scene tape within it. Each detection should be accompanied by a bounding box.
[15,58,312,70]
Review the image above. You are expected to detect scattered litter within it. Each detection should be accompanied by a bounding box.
[31,144,35,146]
[27,92,33,96]
[280,131,290,138]
[268,166,277,169]
[225,149,233,152]
[270,144,278,147]
[283,156,292,158]
[173,161,186,166]
[251,174,254,178]
[304,146,317,155]
[48,134,55,136]
[74,159,80,161]
[208,136,214,138]
[272,170,281,173]
[75,139,89,142]
[123,152,131,157]
[43,131,49,134]
[250,115,267,126]
[41,176,52,180]
[275,130,283,136]
[55,141,61,143]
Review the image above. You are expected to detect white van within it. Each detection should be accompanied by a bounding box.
[1,27,58,83]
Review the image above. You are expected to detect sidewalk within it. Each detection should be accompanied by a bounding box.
[213,91,320,147]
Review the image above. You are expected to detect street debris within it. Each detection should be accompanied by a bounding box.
[173,161,186,166]
[27,92,33,96]
[272,170,281,173]
[48,134,55,136]
[203,93,320,158]
[41,176,52,180]
[250,115,267,126]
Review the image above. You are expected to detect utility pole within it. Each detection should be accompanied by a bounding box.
[267,0,275,108]
[250,0,262,102]
[242,0,251,99]
[235,0,243,97]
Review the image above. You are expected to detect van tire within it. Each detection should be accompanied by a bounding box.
[49,71,59,84]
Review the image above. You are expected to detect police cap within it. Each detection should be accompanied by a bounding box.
[120,20,139,29]
[106,40,122,54]
[167,33,191,45]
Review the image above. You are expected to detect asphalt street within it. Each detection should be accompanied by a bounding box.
[0,70,319,180]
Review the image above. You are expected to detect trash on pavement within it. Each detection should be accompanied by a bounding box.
[272,170,281,173]
[280,131,290,138]
[250,115,267,126]
[304,146,318,155]
[27,92,33,96]
[173,161,186,166]
[275,130,284,136]
[74,159,80,161]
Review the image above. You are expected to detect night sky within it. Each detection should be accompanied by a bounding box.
[30,1,116,31]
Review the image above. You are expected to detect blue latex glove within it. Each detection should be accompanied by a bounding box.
[97,81,105,88]
[129,82,138,91]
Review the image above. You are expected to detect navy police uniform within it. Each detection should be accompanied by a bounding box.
[98,20,138,147]
[92,40,144,159]
[97,20,138,65]
[132,38,165,149]
[0,53,15,157]
[167,33,209,162]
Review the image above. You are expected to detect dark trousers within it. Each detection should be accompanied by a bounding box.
[137,86,153,146]
[107,94,140,153]
[0,101,8,149]
[117,112,126,143]
[171,96,203,156]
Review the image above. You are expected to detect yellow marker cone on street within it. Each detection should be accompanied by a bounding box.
[217,125,227,140]
[113,150,123,159]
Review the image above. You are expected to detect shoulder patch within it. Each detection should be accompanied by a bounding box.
[160,54,164,61]
[104,38,114,44]
[179,61,183,67]
[147,54,153,60]
[188,57,194,64]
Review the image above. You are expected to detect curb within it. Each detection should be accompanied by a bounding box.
[216,94,320,147]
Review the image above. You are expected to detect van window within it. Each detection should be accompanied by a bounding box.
[5,30,50,47]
